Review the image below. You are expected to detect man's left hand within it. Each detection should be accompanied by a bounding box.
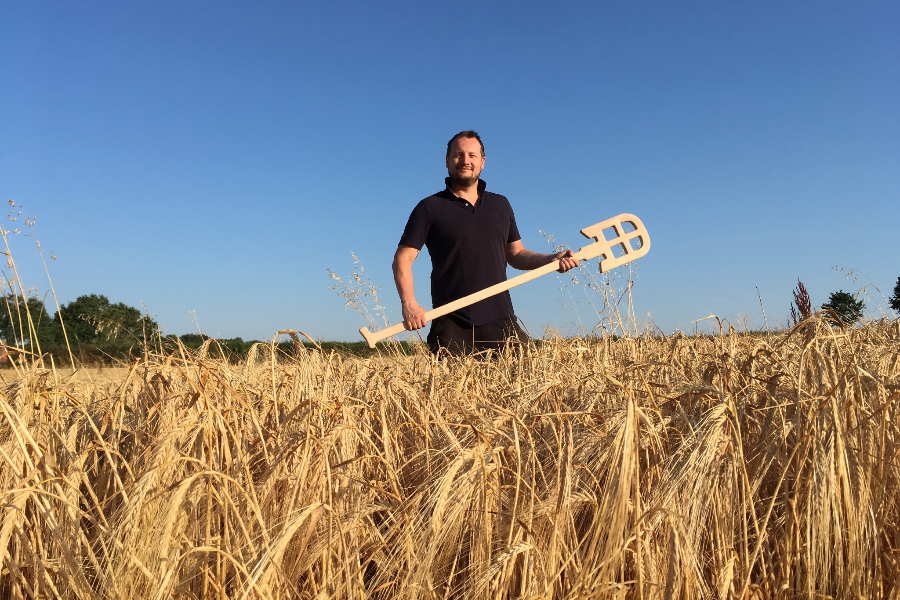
[554,250,579,273]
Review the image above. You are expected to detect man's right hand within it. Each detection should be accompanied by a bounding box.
[402,300,428,330]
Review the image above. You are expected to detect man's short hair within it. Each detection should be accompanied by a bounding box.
[446,130,485,157]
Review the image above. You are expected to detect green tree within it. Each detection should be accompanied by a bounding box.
[55,294,158,347]
[890,277,900,312]
[177,333,206,349]
[0,294,62,350]
[821,290,865,326]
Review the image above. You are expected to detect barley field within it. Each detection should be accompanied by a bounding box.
[1,317,899,599]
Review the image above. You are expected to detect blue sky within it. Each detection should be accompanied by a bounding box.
[2,1,898,341]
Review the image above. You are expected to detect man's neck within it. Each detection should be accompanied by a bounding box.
[449,179,481,204]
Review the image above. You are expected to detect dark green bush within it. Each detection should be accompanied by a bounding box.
[821,290,864,326]
[890,277,900,312]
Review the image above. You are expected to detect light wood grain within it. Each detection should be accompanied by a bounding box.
[360,213,650,348]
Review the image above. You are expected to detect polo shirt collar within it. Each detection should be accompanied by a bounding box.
[444,177,486,203]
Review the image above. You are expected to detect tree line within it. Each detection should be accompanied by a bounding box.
[4,279,899,367]
[0,294,160,366]
[0,293,396,366]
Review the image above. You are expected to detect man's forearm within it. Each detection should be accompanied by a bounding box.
[392,260,417,305]
[508,249,557,271]
[393,247,427,330]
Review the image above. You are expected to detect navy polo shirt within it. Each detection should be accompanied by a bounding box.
[399,178,521,327]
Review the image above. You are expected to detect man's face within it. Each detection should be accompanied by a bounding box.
[446,137,485,186]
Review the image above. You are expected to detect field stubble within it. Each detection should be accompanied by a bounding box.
[1,317,900,599]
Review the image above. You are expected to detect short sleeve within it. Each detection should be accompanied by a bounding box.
[398,200,430,250]
[507,202,521,244]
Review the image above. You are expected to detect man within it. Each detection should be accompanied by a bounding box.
[394,131,579,355]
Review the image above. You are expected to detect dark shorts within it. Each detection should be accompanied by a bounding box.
[426,316,529,356]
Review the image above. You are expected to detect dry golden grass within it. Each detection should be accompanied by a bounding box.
[1,317,899,599]
[0,367,133,386]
